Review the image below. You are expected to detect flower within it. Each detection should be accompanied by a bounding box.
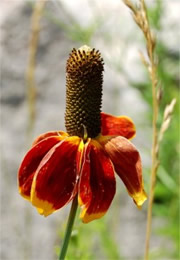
[18,45,147,223]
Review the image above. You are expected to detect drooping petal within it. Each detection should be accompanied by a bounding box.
[103,136,147,208]
[32,131,68,146]
[18,135,65,200]
[101,112,136,139]
[31,136,81,216]
[78,139,116,223]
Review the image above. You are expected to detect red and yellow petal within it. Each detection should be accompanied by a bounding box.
[101,112,136,139]
[32,131,68,146]
[103,136,147,208]
[18,135,65,200]
[78,139,116,223]
[31,136,81,216]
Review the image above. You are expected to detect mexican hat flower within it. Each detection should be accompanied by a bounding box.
[18,45,147,223]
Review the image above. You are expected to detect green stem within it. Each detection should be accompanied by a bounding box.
[59,196,78,260]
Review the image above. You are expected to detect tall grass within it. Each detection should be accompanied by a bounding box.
[122,0,177,259]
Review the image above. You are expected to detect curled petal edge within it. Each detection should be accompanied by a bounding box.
[32,131,68,146]
[101,112,136,140]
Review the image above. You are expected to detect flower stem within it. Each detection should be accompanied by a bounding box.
[59,196,78,260]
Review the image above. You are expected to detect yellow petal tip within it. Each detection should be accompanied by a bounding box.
[133,190,147,209]
[80,211,105,224]
[31,190,55,217]
[79,203,106,223]
[36,207,53,217]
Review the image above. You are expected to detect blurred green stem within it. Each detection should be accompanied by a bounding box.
[59,196,78,260]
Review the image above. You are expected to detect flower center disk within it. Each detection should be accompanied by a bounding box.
[65,45,104,138]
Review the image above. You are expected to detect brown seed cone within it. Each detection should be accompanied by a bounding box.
[65,46,104,138]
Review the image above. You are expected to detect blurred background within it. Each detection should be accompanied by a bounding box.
[0,0,179,259]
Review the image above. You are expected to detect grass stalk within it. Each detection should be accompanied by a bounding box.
[26,0,46,139]
[123,1,176,259]
[122,1,159,259]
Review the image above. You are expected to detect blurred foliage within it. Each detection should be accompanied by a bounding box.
[29,0,103,45]
[55,209,121,260]
[42,2,102,45]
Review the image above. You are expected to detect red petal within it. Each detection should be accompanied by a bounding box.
[101,112,136,139]
[78,140,116,223]
[104,136,147,208]
[18,135,64,200]
[31,136,81,216]
[32,131,68,146]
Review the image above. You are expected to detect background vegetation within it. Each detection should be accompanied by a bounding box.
[1,0,179,259]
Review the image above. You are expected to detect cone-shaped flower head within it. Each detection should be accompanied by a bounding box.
[65,45,103,138]
[18,45,147,223]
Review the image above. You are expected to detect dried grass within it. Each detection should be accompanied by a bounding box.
[122,0,176,259]
[26,0,47,139]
